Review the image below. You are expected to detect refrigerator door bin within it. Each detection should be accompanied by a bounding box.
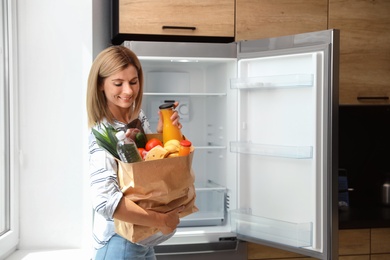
[230,73,314,89]
[230,142,313,159]
[180,181,227,227]
[230,209,312,247]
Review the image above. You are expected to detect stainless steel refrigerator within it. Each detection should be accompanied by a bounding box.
[124,29,339,260]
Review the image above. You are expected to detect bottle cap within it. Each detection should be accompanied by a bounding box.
[115,131,126,141]
[180,140,192,147]
[159,103,175,110]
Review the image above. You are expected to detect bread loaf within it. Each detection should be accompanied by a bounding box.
[144,145,169,161]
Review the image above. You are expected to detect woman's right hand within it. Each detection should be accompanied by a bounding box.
[156,101,182,133]
[158,206,184,234]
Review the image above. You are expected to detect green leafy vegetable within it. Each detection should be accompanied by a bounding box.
[92,124,120,159]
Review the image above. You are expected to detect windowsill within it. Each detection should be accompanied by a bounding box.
[6,249,91,260]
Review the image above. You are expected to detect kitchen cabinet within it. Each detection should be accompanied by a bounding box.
[371,228,390,260]
[371,255,390,260]
[235,0,328,41]
[113,0,328,44]
[339,257,369,260]
[328,0,390,104]
[112,0,235,44]
[371,228,390,255]
[338,229,370,256]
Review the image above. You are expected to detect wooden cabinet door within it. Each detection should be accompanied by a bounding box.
[371,228,390,254]
[339,229,370,256]
[116,0,234,37]
[235,0,328,41]
[329,0,390,104]
[339,256,369,260]
[371,255,390,260]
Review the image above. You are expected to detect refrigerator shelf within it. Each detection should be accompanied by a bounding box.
[144,92,227,96]
[230,209,312,248]
[194,180,227,191]
[195,145,226,150]
[230,141,313,159]
[179,213,225,227]
[230,74,314,89]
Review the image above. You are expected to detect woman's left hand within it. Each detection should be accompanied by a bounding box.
[156,101,182,133]
[125,128,140,140]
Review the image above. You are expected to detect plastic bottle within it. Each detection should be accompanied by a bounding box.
[116,131,142,163]
[159,103,184,143]
[178,140,192,156]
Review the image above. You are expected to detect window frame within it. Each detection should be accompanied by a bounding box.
[0,0,19,258]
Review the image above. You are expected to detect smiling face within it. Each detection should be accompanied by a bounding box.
[101,65,140,122]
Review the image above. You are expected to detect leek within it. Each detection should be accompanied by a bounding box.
[92,124,120,159]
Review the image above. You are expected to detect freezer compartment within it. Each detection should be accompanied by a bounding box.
[180,181,227,227]
[230,209,312,248]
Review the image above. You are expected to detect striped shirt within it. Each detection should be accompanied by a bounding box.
[88,111,156,250]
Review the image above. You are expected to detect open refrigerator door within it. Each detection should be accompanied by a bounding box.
[229,29,339,259]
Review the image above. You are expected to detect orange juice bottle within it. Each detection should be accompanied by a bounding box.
[159,103,184,143]
[178,140,192,156]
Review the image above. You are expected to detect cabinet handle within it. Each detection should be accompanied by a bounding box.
[162,25,197,31]
[357,96,389,101]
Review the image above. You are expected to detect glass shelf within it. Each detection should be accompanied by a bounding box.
[144,92,227,96]
[230,141,313,159]
[194,180,226,191]
[195,145,226,150]
[230,74,314,89]
[230,209,312,248]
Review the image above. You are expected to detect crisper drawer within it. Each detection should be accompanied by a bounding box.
[179,181,226,227]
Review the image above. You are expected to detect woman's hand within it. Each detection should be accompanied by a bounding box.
[114,197,185,235]
[156,101,182,133]
[125,128,140,140]
[158,206,184,234]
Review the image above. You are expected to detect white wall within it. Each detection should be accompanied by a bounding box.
[16,0,110,250]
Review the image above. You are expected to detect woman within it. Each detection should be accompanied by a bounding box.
[86,45,183,260]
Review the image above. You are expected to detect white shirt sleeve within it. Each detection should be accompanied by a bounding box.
[88,131,123,220]
[89,110,152,220]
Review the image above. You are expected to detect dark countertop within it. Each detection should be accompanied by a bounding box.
[339,205,390,229]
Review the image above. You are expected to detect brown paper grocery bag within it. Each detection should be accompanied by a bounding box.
[114,150,198,243]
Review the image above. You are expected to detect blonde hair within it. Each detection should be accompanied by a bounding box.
[86,45,144,128]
